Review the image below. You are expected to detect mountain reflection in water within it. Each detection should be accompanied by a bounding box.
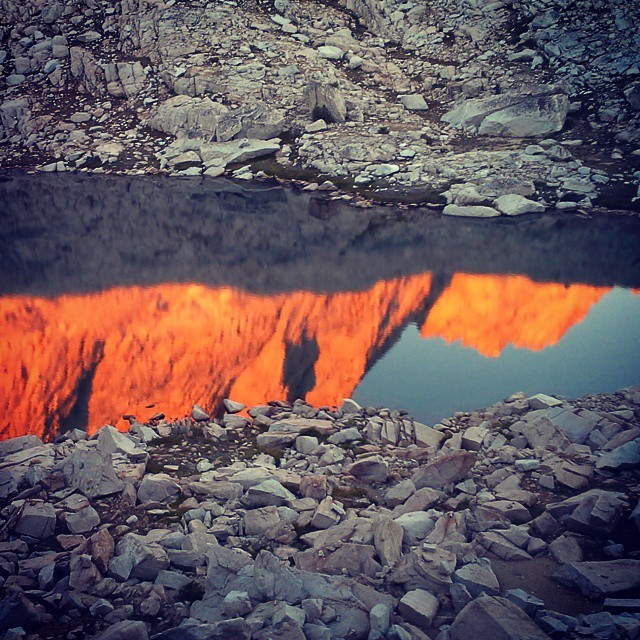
[1,174,639,440]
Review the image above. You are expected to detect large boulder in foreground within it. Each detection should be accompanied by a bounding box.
[554,560,640,598]
[442,90,569,137]
[448,595,551,640]
[62,448,124,498]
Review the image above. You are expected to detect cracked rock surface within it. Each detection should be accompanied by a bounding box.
[0,0,638,212]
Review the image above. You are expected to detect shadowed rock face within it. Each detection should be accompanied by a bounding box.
[1,173,639,296]
[0,174,638,441]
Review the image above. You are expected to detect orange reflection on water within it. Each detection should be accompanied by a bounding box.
[0,274,432,439]
[421,273,610,357]
[0,273,612,440]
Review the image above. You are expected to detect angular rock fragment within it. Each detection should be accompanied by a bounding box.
[554,560,640,598]
[62,448,124,498]
[412,451,476,489]
[453,559,500,597]
[348,455,388,482]
[65,505,100,534]
[398,589,439,629]
[13,501,56,539]
[443,90,569,137]
[448,595,551,639]
[138,473,181,504]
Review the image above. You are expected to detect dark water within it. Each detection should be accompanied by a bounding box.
[0,173,639,440]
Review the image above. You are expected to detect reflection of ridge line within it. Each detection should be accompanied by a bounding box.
[356,273,451,386]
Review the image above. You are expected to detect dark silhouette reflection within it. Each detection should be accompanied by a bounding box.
[0,173,638,440]
[1,173,639,296]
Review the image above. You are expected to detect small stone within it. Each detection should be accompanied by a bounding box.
[192,405,210,421]
[223,399,246,413]
[317,46,343,60]
[400,94,428,111]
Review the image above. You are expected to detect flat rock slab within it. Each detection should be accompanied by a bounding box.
[554,560,640,599]
[448,595,551,640]
[267,418,337,437]
[412,451,476,489]
[596,437,640,470]
[14,502,56,539]
[442,91,569,138]
[443,204,500,217]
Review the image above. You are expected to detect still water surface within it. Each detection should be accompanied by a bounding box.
[1,174,639,440]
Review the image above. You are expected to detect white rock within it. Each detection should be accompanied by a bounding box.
[400,94,428,111]
[443,204,500,218]
[494,194,545,216]
[317,45,343,60]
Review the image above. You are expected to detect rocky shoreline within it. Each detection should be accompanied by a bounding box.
[1,0,640,213]
[1,387,639,639]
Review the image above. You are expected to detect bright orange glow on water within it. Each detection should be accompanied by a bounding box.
[0,273,611,440]
[421,274,610,357]
[0,274,432,439]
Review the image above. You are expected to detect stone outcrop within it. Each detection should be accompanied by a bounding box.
[442,91,570,137]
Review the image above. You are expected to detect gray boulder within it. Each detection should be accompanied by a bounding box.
[453,559,500,597]
[394,511,435,545]
[109,533,170,581]
[138,473,181,504]
[14,502,56,539]
[398,589,439,629]
[66,505,100,534]
[494,194,545,216]
[94,620,149,640]
[443,91,569,137]
[596,437,640,470]
[554,560,640,598]
[412,451,476,489]
[0,435,42,457]
[448,595,551,639]
[0,98,31,138]
[624,81,640,110]
[305,77,347,123]
[103,61,147,98]
[373,517,403,566]
[400,94,428,111]
[348,456,388,482]
[243,479,295,507]
[62,448,124,498]
[147,96,284,142]
[97,425,145,458]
